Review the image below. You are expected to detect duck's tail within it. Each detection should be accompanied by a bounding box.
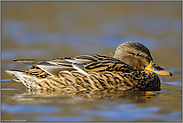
[5,69,45,90]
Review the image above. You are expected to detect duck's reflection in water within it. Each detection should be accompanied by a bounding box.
[12,89,160,104]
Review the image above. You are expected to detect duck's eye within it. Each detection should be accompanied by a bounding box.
[135,53,140,56]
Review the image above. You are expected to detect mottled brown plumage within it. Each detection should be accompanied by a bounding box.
[5,41,172,91]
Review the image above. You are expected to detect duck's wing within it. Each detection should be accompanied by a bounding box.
[8,54,134,77]
[47,54,134,75]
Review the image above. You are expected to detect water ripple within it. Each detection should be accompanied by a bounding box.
[1,103,60,114]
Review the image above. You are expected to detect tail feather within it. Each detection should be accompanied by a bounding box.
[5,70,45,89]
[13,59,50,65]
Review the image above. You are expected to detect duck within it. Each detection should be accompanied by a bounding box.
[5,41,172,91]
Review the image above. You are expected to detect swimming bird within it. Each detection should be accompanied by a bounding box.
[5,41,172,91]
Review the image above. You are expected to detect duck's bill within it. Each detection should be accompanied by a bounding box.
[145,60,173,76]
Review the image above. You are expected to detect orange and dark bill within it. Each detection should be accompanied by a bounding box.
[145,60,173,76]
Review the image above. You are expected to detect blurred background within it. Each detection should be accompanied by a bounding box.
[2,1,181,70]
[1,1,182,122]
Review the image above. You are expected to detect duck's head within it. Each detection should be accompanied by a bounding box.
[114,41,172,76]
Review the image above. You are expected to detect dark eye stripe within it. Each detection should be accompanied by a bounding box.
[127,51,143,57]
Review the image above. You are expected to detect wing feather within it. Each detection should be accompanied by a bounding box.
[10,54,129,77]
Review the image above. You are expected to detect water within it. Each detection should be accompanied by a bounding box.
[1,1,182,122]
[1,80,182,122]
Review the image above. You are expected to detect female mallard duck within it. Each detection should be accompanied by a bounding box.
[6,41,172,91]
